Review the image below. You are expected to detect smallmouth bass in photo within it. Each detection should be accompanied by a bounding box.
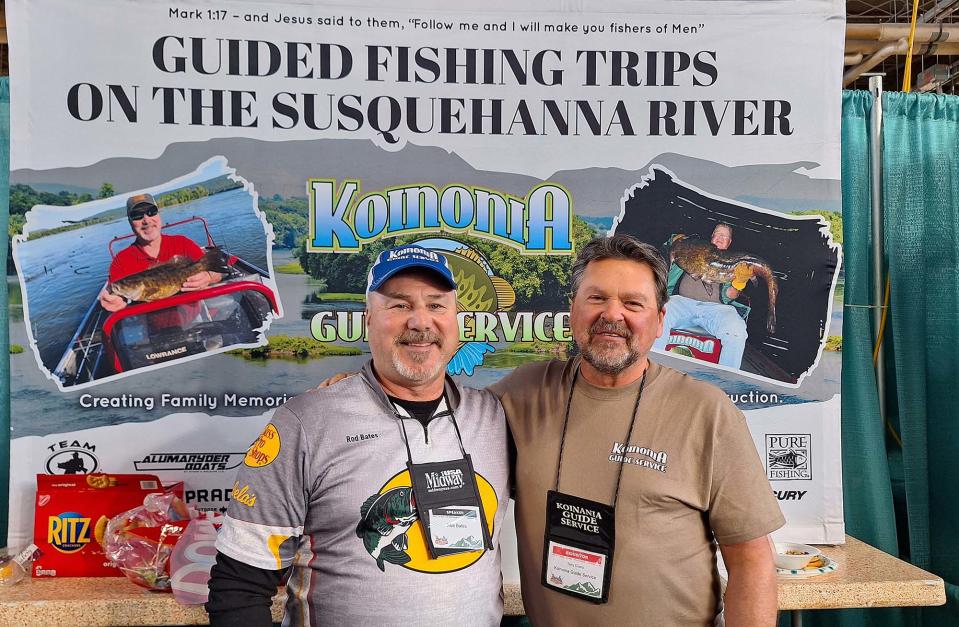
[108,248,233,303]
[668,234,779,333]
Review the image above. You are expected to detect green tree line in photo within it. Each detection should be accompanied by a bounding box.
[793,209,843,245]
[258,195,308,249]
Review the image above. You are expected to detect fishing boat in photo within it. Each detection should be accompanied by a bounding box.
[53,217,278,387]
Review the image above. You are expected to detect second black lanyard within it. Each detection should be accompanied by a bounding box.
[542,365,648,604]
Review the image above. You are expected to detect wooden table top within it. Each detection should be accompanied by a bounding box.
[0,535,944,624]
[776,534,945,610]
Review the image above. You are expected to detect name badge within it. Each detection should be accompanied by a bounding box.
[542,490,616,604]
[408,455,493,559]
[429,505,485,551]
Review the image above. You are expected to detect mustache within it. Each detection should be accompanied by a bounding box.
[589,320,631,339]
[396,330,443,347]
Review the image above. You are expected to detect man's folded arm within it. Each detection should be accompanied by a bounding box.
[206,551,286,627]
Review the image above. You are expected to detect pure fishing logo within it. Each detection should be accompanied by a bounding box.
[312,237,573,375]
[355,469,498,574]
[766,434,812,480]
[307,181,574,254]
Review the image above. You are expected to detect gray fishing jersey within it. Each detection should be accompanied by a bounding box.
[216,361,510,626]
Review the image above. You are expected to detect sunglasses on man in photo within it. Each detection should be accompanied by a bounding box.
[129,207,159,221]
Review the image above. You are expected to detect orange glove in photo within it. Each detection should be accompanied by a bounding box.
[731,263,753,290]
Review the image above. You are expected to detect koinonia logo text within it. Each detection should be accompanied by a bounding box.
[307,180,574,253]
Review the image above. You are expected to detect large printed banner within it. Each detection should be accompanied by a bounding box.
[7,0,845,552]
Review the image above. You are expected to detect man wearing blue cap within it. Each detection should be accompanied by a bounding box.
[207,245,510,626]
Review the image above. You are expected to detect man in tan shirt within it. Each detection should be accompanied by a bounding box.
[491,234,783,626]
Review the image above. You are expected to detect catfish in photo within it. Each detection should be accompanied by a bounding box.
[668,234,779,333]
[107,248,233,302]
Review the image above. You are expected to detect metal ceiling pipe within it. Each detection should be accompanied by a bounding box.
[845,39,959,55]
[843,39,908,86]
[920,0,959,23]
[845,53,865,65]
[847,23,959,42]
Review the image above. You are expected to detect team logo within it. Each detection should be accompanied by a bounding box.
[355,469,498,574]
[766,434,812,480]
[45,440,99,475]
[48,512,92,553]
[245,424,281,468]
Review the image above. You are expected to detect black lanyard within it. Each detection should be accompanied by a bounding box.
[554,365,648,509]
[393,393,468,464]
[542,364,649,603]
[391,392,492,557]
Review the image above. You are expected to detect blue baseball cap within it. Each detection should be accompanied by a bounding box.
[366,245,457,293]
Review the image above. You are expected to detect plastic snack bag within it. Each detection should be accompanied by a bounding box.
[102,491,195,591]
[0,544,42,586]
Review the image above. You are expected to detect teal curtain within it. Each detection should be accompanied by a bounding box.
[803,90,910,627]
[882,91,959,624]
[0,77,9,545]
[807,90,959,627]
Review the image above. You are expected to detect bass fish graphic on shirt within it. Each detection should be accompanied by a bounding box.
[355,487,418,572]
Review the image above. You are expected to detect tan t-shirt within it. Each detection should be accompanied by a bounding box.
[491,357,784,626]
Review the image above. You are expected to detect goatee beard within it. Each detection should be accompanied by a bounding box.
[579,320,640,375]
[393,330,445,382]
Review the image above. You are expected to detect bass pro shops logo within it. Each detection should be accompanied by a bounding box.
[355,469,498,574]
[766,434,812,480]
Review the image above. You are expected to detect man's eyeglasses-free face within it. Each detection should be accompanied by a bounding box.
[129,207,159,221]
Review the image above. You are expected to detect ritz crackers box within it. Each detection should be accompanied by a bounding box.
[33,473,166,577]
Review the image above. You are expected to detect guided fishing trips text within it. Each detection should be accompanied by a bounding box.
[65,32,795,141]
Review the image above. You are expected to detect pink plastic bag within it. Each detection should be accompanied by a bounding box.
[102,492,193,590]
[169,516,222,605]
